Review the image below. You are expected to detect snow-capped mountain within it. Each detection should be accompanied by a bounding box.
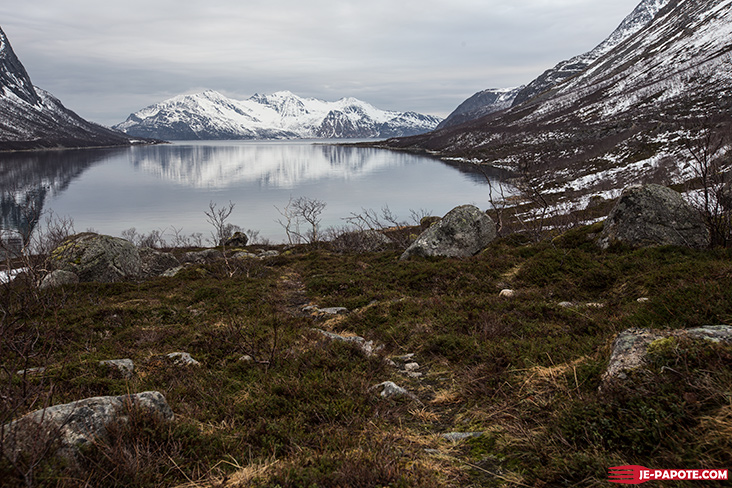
[511,0,671,106]
[114,90,443,140]
[380,0,732,199]
[0,26,138,151]
[436,86,524,130]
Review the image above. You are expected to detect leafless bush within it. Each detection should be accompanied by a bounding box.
[204,201,238,247]
[683,117,732,247]
[275,196,326,245]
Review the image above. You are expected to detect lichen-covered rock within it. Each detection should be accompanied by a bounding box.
[1,391,173,462]
[50,233,141,283]
[602,326,732,386]
[598,184,710,249]
[222,231,248,248]
[40,270,79,289]
[99,359,135,379]
[181,249,224,264]
[400,205,496,260]
[139,248,180,278]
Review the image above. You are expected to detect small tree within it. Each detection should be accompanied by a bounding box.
[275,196,326,245]
[684,117,732,247]
[204,201,237,246]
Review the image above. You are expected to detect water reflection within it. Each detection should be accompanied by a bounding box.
[0,141,504,242]
[130,142,417,189]
[0,148,123,242]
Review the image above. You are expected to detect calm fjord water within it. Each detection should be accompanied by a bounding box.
[2,140,500,243]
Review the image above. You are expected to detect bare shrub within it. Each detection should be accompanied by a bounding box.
[275,196,326,245]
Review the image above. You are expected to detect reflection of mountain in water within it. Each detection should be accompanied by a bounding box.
[129,144,424,189]
[0,148,120,239]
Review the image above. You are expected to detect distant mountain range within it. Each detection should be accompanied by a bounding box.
[0,27,139,151]
[114,91,443,140]
[379,0,732,199]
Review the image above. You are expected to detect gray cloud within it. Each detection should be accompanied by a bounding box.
[1,0,642,126]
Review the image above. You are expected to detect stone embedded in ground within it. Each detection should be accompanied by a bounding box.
[441,432,483,442]
[99,359,135,379]
[314,329,378,356]
[139,248,180,278]
[400,205,497,260]
[50,233,142,283]
[167,352,201,367]
[181,249,224,264]
[499,289,515,298]
[371,381,418,401]
[1,391,173,462]
[222,231,248,248]
[602,325,732,386]
[598,184,710,249]
[40,270,79,289]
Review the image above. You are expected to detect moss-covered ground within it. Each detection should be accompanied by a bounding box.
[2,223,731,487]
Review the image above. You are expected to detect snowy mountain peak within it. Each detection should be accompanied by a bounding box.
[511,0,671,106]
[115,91,443,140]
[0,26,41,106]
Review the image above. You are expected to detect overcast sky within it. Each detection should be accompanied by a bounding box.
[1,0,643,126]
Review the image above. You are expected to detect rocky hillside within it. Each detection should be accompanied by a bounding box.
[379,0,732,201]
[0,27,140,151]
[435,86,524,130]
[114,90,443,140]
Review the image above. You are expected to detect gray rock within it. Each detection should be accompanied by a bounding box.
[16,367,46,376]
[181,249,223,264]
[222,231,248,248]
[371,381,420,402]
[139,248,180,278]
[598,184,710,249]
[99,359,135,379]
[233,251,259,259]
[602,325,732,386]
[331,230,394,252]
[50,233,141,283]
[314,329,379,356]
[1,391,173,462]
[40,270,79,289]
[441,432,483,442]
[161,266,184,277]
[167,352,201,367]
[400,205,496,260]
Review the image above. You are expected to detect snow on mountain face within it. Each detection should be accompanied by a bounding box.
[511,0,671,106]
[436,86,525,130]
[381,0,732,200]
[115,91,443,140]
[0,26,137,151]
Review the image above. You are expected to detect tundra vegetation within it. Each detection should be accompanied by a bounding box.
[0,188,731,488]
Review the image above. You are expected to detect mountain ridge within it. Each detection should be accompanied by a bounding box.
[378,0,732,202]
[114,90,443,140]
[0,26,141,152]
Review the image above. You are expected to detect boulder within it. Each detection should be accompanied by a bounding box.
[99,359,135,379]
[598,184,710,249]
[139,248,180,278]
[50,233,141,283]
[331,230,394,253]
[167,352,201,367]
[400,205,496,260]
[221,231,248,248]
[40,270,79,289]
[181,249,224,264]
[602,325,732,386]
[1,391,173,462]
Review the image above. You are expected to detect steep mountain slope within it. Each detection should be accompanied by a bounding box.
[435,86,524,130]
[512,0,671,106]
[114,90,442,140]
[381,0,732,200]
[0,27,138,151]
